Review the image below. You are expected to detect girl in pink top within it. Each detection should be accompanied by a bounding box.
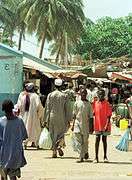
[93,89,112,163]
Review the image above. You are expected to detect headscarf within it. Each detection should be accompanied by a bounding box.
[25,83,34,92]
[24,83,34,111]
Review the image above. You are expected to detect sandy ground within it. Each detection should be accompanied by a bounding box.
[20,128,132,180]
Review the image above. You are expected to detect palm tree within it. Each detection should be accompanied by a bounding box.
[0,5,16,46]
[17,21,26,50]
[20,0,85,59]
[50,0,85,65]
[0,0,26,49]
[19,0,58,58]
[50,32,74,65]
[50,32,65,64]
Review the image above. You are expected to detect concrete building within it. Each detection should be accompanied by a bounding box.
[0,43,62,115]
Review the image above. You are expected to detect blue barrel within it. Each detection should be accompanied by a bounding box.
[0,44,23,115]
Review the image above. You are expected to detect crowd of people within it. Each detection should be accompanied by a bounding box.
[0,78,132,179]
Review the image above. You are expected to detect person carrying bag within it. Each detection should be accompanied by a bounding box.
[39,127,52,149]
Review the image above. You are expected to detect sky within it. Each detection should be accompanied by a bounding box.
[83,0,132,21]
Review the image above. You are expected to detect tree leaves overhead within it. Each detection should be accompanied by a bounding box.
[48,0,85,62]
[1,0,131,62]
[74,14,132,60]
[0,0,26,47]
[0,0,85,57]
[19,0,85,58]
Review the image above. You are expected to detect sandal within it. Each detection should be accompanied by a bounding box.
[31,142,36,147]
[76,158,84,163]
[93,158,99,163]
[52,154,57,158]
[84,152,89,160]
[58,148,64,156]
[52,150,57,158]
[24,145,27,150]
[104,158,109,163]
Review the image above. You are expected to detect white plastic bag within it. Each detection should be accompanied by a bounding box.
[70,131,81,154]
[39,127,52,149]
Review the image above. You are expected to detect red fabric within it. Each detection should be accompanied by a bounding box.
[93,100,112,132]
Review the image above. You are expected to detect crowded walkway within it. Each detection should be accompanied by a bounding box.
[0,80,132,180]
[21,133,132,180]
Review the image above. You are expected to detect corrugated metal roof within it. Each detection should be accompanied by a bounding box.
[0,43,62,73]
[0,43,23,57]
[23,57,57,73]
[23,52,62,71]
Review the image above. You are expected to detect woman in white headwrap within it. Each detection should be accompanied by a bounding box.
[17,83,44,149]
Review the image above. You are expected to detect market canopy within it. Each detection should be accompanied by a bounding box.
[87,77,111,83]
[23,57,57,73]
[71,72,87,79]
[23,52,62,73]
[108,72,132,83]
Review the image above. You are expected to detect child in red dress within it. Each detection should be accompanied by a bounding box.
[93,89,112,163]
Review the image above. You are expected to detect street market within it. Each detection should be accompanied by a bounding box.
[0,0,132,179]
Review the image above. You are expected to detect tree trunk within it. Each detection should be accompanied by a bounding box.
[60,54,65,65]
[39,32,46,59]
[69,53,72,65]
[89,51,92,65]
[55,48,61,64]
[18,30,23,50]
[64,32,68,67]
[55,36,63,64]
[10,32,13,47]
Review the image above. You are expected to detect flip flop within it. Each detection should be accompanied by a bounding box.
[52,152,57,158]
[58,148,64,156]
[84,152,89,160]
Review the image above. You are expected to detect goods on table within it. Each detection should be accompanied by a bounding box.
[120,118,129,130]
[116,103,129,118]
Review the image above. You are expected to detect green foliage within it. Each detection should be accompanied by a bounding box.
[0,0,25,47]
[0,0,85,57]
[78,65,93,74]
[19,0,85,58]
[0,0,131,62]
[1,31,16,46]
[74,14,132,60]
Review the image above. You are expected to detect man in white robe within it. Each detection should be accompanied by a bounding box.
[17,83,44,149]
[72,89,93,162]
[44,79,71,158]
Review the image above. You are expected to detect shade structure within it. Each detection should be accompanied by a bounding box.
[107,72,132,83]
[71,72,87,79]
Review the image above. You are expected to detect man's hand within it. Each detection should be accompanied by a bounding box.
[43,122,49,130]
[71,126,74,131]
[67,121,70,129]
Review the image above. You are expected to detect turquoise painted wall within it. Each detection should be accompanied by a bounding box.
[0,44,23,115]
